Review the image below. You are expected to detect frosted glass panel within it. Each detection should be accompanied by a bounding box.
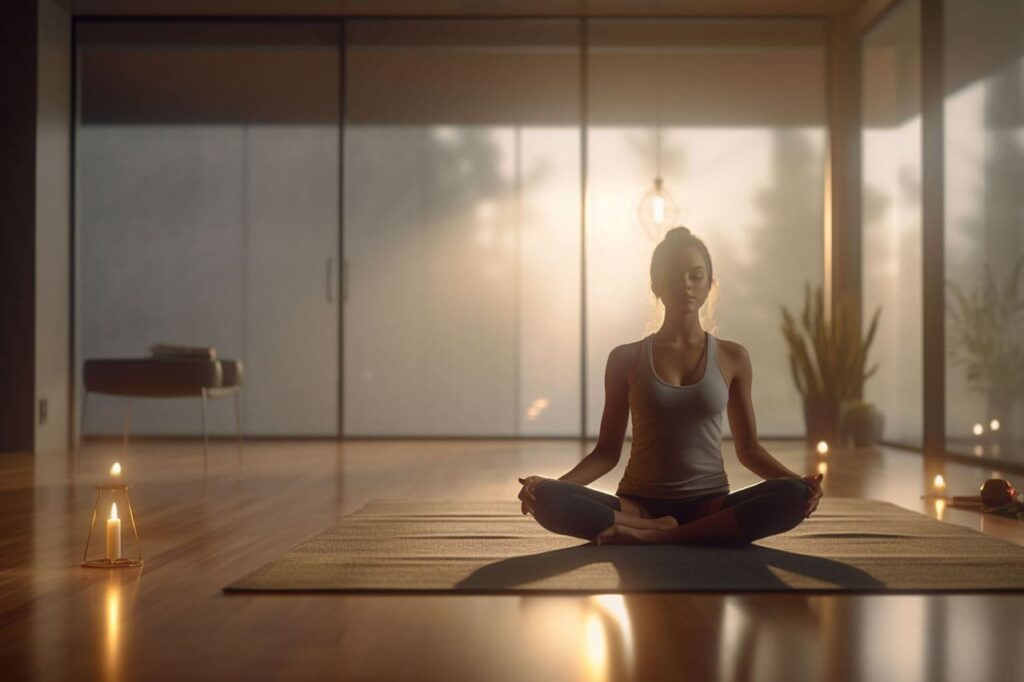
[76,23,340,436]
[586,20,826,438]
[343,20,581,436]
[861,0,923,447]
[77,125,247,435]
[944,0,1024,463]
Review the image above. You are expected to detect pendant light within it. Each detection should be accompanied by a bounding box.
[635,42,680,242]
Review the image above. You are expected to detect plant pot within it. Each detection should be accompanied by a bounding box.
[841,402,885,447]
[803,400,839,445]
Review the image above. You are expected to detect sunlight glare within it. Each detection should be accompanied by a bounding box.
[583,612,607,682]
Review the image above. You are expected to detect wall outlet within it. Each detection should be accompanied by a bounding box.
[38,398,48,426]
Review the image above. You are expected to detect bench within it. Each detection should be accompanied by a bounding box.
[79,357,244,466]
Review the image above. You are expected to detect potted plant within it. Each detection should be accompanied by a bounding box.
[780,284,881,445]
[840,400,886,447]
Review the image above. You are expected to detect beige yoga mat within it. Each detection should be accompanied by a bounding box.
[224,498,1024,593]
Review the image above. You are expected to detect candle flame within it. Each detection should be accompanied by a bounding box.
[110,462,122,476]
[989,419,1000,432]
[933,474,946,490]
[816,441,829,455]
[111,502,119,521]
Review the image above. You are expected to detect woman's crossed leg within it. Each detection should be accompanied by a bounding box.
[524,479,676,541]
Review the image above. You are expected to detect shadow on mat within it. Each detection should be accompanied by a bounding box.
[455,543,885,591]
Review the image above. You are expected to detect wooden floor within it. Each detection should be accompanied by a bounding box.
[1,438,1022,682]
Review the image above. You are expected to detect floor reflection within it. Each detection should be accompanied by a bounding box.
[91,569,141,682]
[104,575,121,682]
[586,595,635,681]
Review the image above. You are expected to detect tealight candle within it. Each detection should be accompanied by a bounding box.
[106,502,122,561]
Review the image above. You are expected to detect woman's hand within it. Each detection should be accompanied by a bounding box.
[800,472,824,518]
[591,524,661,546]
[517,476,552,515]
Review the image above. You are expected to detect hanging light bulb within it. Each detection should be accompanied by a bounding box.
[634,41,683,242]
[635,177,680,241]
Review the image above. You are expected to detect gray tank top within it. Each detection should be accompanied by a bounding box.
[616,332,732,500]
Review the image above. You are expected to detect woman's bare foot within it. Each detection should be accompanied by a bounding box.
[592,524,663,546]
[611,511,679,531]
[653,515,678,530]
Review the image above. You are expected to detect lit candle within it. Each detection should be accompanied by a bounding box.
[933,474,946,492]
[106,502,122,562]
[110,462,122,479]
[990,419,1001,432]
[816,441,829,455]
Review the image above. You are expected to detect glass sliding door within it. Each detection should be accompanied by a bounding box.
[76,22,341,436]
[586,20,827,438]
[343,20,582,436]
[860,1,923,448]
[943,0,1024,464]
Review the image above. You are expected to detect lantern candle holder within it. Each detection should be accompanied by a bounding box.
[82,483,143,568]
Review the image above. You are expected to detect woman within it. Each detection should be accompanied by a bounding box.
[517,226,823,547]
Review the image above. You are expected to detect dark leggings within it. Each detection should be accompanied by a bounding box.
[529,478,812,543]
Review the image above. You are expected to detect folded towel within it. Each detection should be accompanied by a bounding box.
[149,343,217,360]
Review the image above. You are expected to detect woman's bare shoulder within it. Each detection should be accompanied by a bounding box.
[610,339,644,363]
[606,339,645,381]
[714,337,751,370]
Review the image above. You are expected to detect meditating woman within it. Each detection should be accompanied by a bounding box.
[517,226,823,547]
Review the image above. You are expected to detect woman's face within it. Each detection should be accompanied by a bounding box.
[653,245,712,313]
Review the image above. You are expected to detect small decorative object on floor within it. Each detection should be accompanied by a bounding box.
[83,462,144,568]
[924,478,1024,521]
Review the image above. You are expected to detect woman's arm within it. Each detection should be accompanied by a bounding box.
[725,343,823,519]
[519,345,631,512]
[724,342,803,480]
[559,346,631,483]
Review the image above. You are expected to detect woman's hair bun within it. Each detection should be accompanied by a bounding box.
[663,225,692,241]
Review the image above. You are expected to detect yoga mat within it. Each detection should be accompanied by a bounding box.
[224,498,1024,593]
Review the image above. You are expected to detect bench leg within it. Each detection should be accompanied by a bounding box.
[201,388,209,467]
[76,391,90,473]
[233,390,243,464]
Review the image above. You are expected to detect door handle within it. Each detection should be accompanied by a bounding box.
[326,257,336,302]
[342,259,348,302]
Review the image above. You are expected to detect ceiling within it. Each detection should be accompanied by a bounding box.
[72,0,865,19]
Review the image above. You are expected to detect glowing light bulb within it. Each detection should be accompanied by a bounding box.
[989,419,1000,432]
[933,474,946,491]
[652,195,665,224]
[635,177,680,241]
[816,441,829,455]
[972,423,984,436]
